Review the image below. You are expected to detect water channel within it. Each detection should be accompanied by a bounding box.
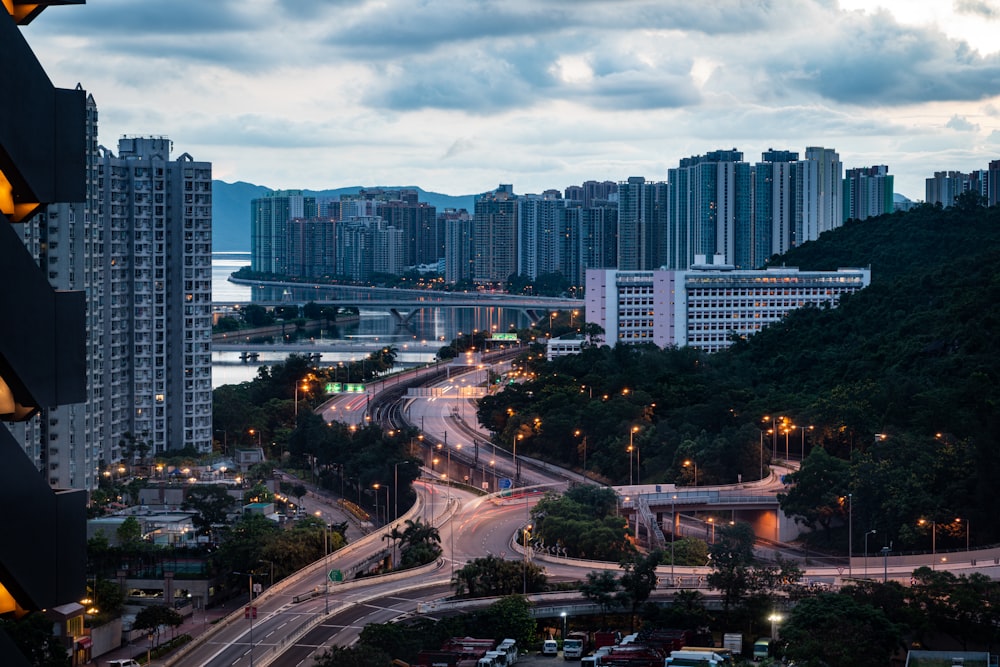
[211,253,538,387]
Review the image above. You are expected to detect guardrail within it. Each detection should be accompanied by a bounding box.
[163,487,444,667]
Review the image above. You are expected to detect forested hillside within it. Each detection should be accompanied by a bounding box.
[478,199,1000,551]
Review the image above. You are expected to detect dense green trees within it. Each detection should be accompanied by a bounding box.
[475,204,1000,549]
[386,518,442,569]
[529,486,631,560]
[452,555,547,597]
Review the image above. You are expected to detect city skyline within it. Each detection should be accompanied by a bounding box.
[26,0,1000,200]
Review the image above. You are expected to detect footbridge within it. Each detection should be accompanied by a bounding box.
[619,485,798,548]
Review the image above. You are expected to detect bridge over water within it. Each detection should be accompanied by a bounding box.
[218,279,583,324]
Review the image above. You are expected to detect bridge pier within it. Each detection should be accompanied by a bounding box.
[388,308,420,325]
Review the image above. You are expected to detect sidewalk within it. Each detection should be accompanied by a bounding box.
[93,605,231,665]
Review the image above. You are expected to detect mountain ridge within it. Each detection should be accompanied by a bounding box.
[211,180,477,252]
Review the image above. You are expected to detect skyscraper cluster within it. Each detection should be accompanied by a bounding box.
[925,159,1000,207]
[252,188,440,282]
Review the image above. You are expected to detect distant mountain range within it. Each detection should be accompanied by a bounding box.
[211,180,477,252]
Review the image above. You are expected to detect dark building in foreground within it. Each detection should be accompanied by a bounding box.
[1,2,89,665]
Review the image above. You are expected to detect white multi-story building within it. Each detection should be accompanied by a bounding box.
[13,107,214,488]
[585,256,870,353]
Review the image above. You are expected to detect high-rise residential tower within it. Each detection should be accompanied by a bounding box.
[844,165,894,221]
[667,150,751,269]
[251,190,316,274]
[442,208,473,284]
[795,146,843,243]
[14,127,214,484]
[617,176,668,270]
[926,170,990,207]
[473,185,518,286]
[754,150,798,265]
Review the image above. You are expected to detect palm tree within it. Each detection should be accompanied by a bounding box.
[396,518,441,567]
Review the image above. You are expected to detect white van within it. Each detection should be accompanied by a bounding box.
[107,661,142,667]
[498,639,519,664]
[542,639,559,656]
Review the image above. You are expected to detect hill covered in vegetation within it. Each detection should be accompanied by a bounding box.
[478,199,1000,551]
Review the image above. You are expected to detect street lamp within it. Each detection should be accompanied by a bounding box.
[847,493,853,578]
[574,429,587,479]
[294,379,309,418]
[919,518,937,569]
[768,612,782,640]
[628,426,640,485]
[864,529,876,578]
[683,459,698,487]
[233,570,256,667]
[670,494,677,586]
[513,433,523,486]
[758,429,765,481]
[800,424,814,459]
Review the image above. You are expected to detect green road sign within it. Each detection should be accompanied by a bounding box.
[328,569,343,583]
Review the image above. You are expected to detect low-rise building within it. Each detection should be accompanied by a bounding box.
[585,256,871,353]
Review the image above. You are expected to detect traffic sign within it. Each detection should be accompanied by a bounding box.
[498,477,513,490]
[328,569,343,583]
[244,605,257,619]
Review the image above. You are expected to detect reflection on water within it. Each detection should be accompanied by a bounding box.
[212,254,534,387]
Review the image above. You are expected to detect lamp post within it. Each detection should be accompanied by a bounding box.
[513,433,523,486]
[768,612,782,640]
[628,426,640,485]
[522,523,533,595]
[684,459,698,487]
[670,494,676,586]
[800,425,814,459]
[294,379,309,419]
[233,570,255,667]
[864,529,876,578]
[325,522,337,614]
[919,518,937,569]
[847,493,853,578]
[759,430,765,481]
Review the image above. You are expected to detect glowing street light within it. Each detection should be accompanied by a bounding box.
[683,459,698,487]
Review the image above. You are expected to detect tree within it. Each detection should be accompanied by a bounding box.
[781,593,902,667]
[706,521,756,613]
[474,595,537,648]
[0,612,70,667]
[617,549,662,631]
[777,447,849,543]
[580,570,620,625]
[133,605,183,645]
[452,555,546,597]
[117,515,143,545]
[313,644,392,667]
[395,518,442,568]
[182,485,236,540]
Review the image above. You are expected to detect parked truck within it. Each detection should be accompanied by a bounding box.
[722,634,742,656]
[563,631,590,660]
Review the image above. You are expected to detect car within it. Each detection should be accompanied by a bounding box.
[541,639,559,656]
[107,660,142,667]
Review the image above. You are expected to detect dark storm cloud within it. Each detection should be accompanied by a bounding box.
[322,0,784,59]
[767,10,1000,105]
[27,0,252,35]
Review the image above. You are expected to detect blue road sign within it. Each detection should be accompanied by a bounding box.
[498,477,513,490]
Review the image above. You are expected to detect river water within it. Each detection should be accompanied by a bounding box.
[211,253,534,387]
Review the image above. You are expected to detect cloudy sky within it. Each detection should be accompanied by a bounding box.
[25,0,1000,199]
